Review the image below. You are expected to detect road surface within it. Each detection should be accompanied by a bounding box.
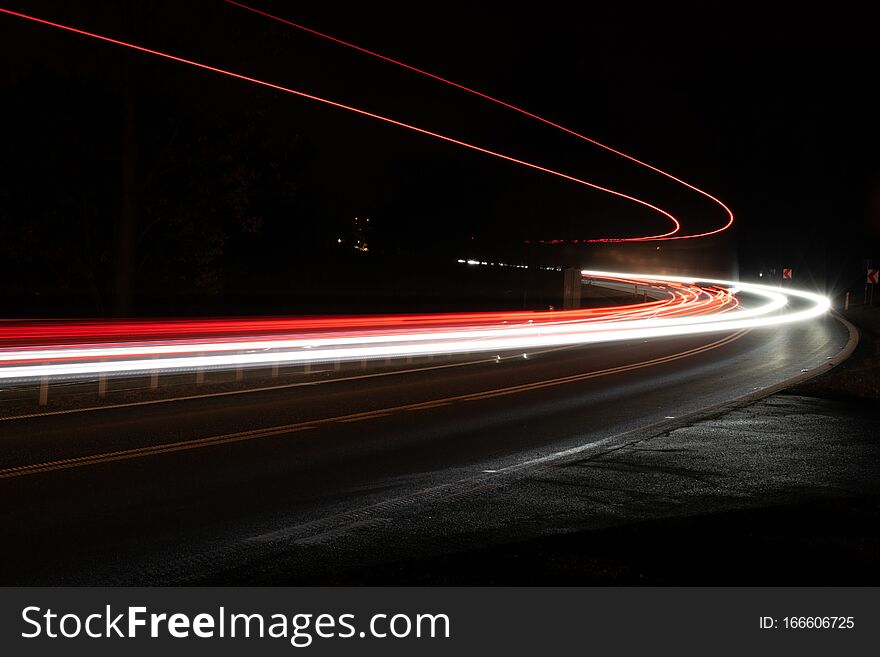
[0,309,852,584]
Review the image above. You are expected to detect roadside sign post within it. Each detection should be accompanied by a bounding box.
[867,269,878,305]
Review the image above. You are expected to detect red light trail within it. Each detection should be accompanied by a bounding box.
[0,5,686,241]
[0,275,733,369]
[0,272,833,382]
[0,7,829,388]
[0,282,728,347]
[224,0,734,242]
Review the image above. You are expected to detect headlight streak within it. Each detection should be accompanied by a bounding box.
[0,10,823,384]
[0,273,829,382]
[223,0,734,242]
[0,280,726,360]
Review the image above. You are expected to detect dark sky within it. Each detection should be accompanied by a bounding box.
[1,1,877,314]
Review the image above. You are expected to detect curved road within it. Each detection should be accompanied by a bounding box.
[0,312,851,584]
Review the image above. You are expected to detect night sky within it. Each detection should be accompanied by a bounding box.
[1,0,877,315]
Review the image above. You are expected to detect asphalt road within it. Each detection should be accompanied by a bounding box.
[0,313,852,584]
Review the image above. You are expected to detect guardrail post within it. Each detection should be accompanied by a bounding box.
[235,367,243,381]
[271,363,279,378]
[98,374,107,397]
[39,376,49,406]
[150,370,159,389]
[334,360,341,371]
[304,361,311,375]
[196,368,204,385]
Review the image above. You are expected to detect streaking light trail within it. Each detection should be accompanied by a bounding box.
[224,0,734,242]
[0,6,682,241]
[0,273,829,382]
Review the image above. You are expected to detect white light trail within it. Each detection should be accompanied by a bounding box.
[0,273,830,382]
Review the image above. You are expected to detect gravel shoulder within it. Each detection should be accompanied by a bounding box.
[267,310,880,585]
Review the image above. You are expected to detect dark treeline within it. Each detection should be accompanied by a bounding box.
[1,1,877,317]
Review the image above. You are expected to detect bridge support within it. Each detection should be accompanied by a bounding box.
[563,268,582,310]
